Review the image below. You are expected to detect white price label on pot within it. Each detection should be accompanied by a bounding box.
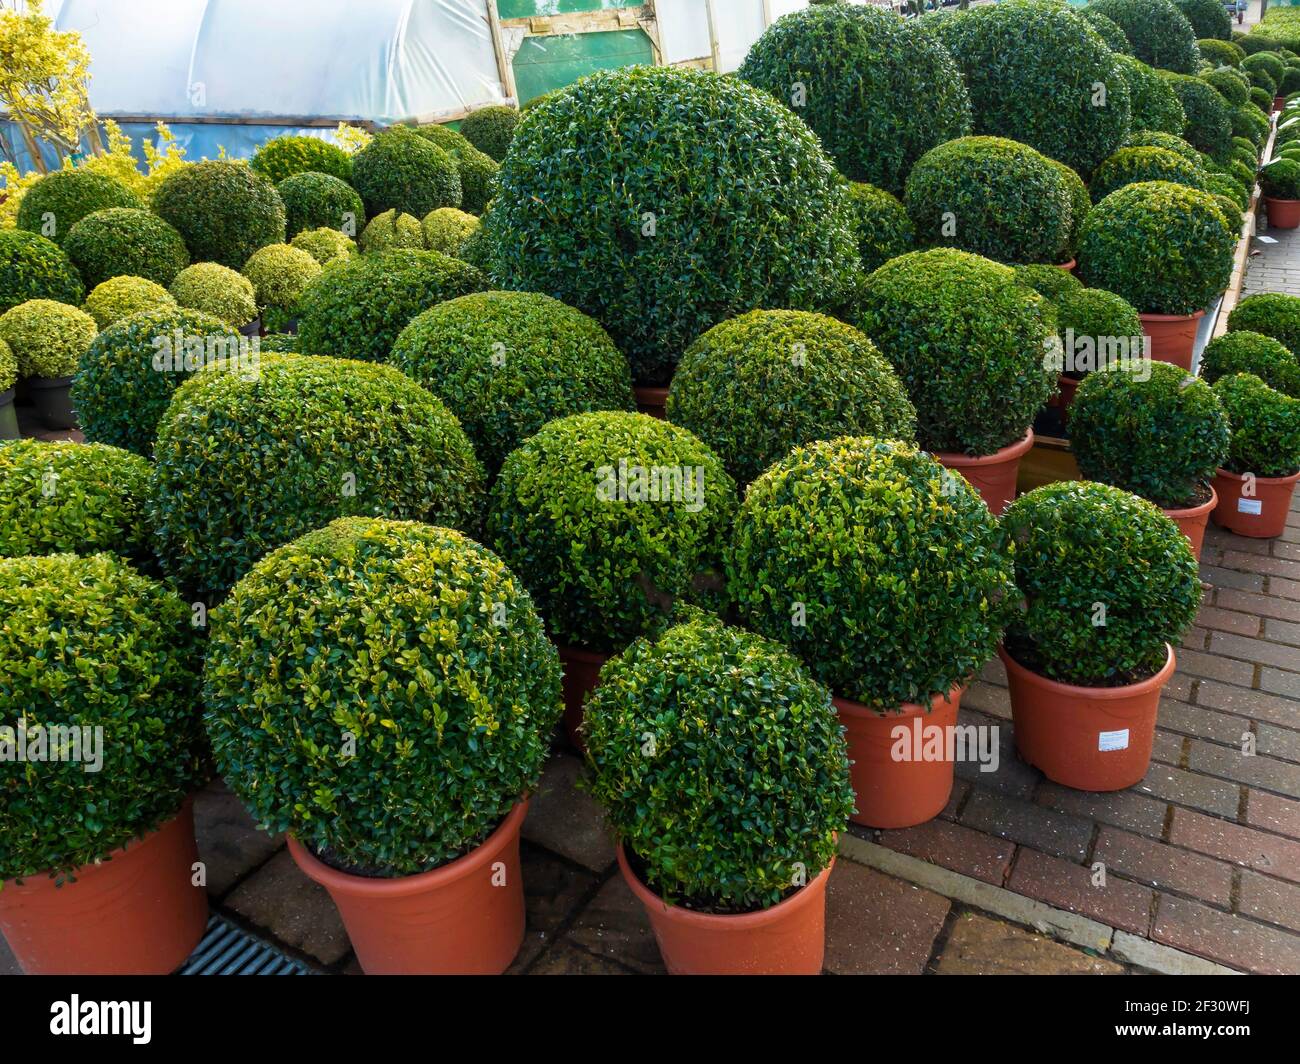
[1098,728,1130,752]
[1238,498,1263,515]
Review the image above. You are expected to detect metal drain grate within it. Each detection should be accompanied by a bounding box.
[179,915,318,975]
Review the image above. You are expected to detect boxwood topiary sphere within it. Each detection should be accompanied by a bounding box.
[1229,292,1300,351]
[350,126,461,218]
[0,229,84,313]
[1173,0,1231,40]
[1070,361,1229,507]
[1089,0,1201,73]
[934,1,1132,176]
[726,437,1016,709]
[0,338,14,394]
[357,208,425,253]
[421,207,479,256]
[82,275,176,329]
[905,136,1073,265]
[390,291,634,471]
[241,243,321,315]
[739,4,971,194]
[1053,286,1144,371]
[1262,157,1300,199]
[72,307,241,456]
[413,125,498,214]
[62,207,189,289]
[487,411,737,653]
[1014,263,1084,302]
[1114,55,1188,136]
[290,227,356,266]
[1001,481,1202,685]
[0,299,97,378]
[843,182,913,274]
[16,169,142,245]
[249,134,353,184]
[1213,372,1300,476]
[583,612,853,911]
[1050,159,1094,261]
[1236,105,1271,145]
[153,160,286,269]
[1202,330,1300,396]
[168,263,257,327]
[458,105,519,162]
[853,248,1057,455]
[1202,68,1251,107]
[1090,145,1208,201]
[0,552,205,880]
[1160,72,1234,158]
[1199,38,1247,66]
[1078,181,1235,314]
[203,517,561,877]
[1125,128,1203,163]
[1251,85,1275,112]
[1243,49,1287,90]
[481,66,862,385]
[1081,8,1133,53]
[276,171,364,238]
[297,248,487,363]
[666,310,917,486]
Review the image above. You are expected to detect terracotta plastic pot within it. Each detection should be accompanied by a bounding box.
[1275,95,1286,114]
[1056,374,1080,419]
[1210,466,1300,539]
[1138,311,1204,370]
[0,799,208,975]
[1162,485,1217,561]
[26,374,77,430]
[1266,197,1300,230]
[0,387,18,440]
[557,643,608,753]
[288,799,529,975]
[933,430,1033,515]
[617,845,832,975]
[999,644,1175,792]
[833,685,963,829]
[1055,258,1076,273]
[633,385,669,419]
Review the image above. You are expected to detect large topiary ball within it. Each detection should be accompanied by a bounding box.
[1090,145,1207,201]
[1214,372,1300,476]
[168,262,257,327]
[1089,0,1201,74]
[390,291,634,472]
[240,243,320,324]
[934,0,1132,176]
[1202,330,1300,396]
[1199,38,1247,66]
[487,411,737,653]
[290,227,356,266]
[150,354,485,596]
[1159,71,1234,158]
[1228,291,1300,351]
[480,66,862,385]
[249,134,353,184]
[0,552,204,881]
[72,307,241,456]
[413,125,499,214]
[1081,8,1134,53]
[62,208,189,289]
[666,310,917,486]
[1173,0,1232,40]
[82,275,176,329]
[16,169,143,245]
[844,181,913,274]
[203,517,561,877]
[153,160,287,269]
[421,208,479,257]
[1202,67,1251,107]
[853,248,1057,455]
[1014,263,1084,303]
[297,248,487,363]
[357,208,425,253]
[276,171,364,238]
[905,136,1073,265]
[350,125,461,218]
[458,105,519,162]
[0,299,97,378]
[738,4,971,194]
[1114,55,1188,136]
[0,229,84,313]
[1125,128,1203,164]
[726,437,1016,708]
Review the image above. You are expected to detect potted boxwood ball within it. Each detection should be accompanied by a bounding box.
[0,228,84,315]
[1226,291,1300,352]
[0,337,15,440]
[1260,157,1300,228]
[1050,286,1144,416]
[999,482,1202,791]
[1201,330,1300,396]
[152,160,286,270]
[583,611,854,975]
[1088,146,1208,203]
[168,262,259,331]
[726,437,1016,828]
[0,298,97,429]
[82,275,176,329]
[1210,372,1300,537]
[15,168,142,244]
[240,242,320,333]
[854,248,1057,513]
[62,207,190,289]
[204,518,562,974]
[1069,361,1230,558]
[487,411,736,748]
[0,552,208,974]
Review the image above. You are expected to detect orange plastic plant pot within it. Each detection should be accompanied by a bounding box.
[933,430,1033,516]
[1210,467,1300,539]
[1162,485,1217,562]
[1139,311,1204,370]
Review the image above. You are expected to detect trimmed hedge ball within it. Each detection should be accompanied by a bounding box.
[1053,287,1144,370]
[1201,330,1300,396]
[350,125,462,218]
[1014,263,1084,302]
[1090,145,1208,201]
[153,160,286,269]
[1228,292,1300,351]
[168,263,258,327]
[1199,38,1247,66]
[1202,68,1251,107]
[421,208,479,256]
[0,299,97,378]
[1081,8,1133,53]
[1262,157,1300,199]
[1089,0,1201,74]
[0,229,84,313]
[1213,371,1300,477]
[1114,55,1188,136]
[0,338,14,393]
[63,208,189,289]
[413,124,499,215]
[1173,0,1232,41]
[240,243,320,324]
[16,169,142,245]
[1160,71,1234,158]
[276,171,364,238]
[250,134,353,184]
[1125,128,1203,164]
[82,275,176,329]
[357,208,425,253]
[290,227,356,265]
[458,105,519,162]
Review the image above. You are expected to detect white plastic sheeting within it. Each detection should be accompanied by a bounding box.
[657,0,808,72]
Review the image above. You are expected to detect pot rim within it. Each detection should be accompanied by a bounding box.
[997,643,1176,700]
[24,374,74,389]
[832,681,967,719]
[1214,466,1300,487]
[1263,195,1300,205]
[1161,483,1218,520]
[931,428,1033,468]
[287,798,529,899]
[1054,258,1076,271]
[554,643,612,666]
[1137,310,1206,323]
[632,385,671,401]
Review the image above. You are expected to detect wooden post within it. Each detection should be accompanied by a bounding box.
[761,0,773,28]
[704,0,722,72]
[485,0,518,103]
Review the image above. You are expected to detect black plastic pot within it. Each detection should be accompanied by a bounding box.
[239,316,262,338]
[0,388,18,440]
[27,375,77,430]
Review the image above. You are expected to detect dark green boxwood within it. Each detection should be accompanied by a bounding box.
[1202,330,1300,396]
[1215,156,1257,189]
[666,309,917,486]
[1089,0,1201,73]
[413,125,498,215]
[1234,104,1272,145]
[1001,481,1202,685]
[63,207,189,289]
[854,248,1057,455]
[1199,38,1247,65]
[1082,8,1133,53]
[1262,157,1300,198]
[0,229,84,313]
[150,354,485,596]
[738,3,971,193]
[72,307,241,456]
[249,135,353,184]
[480,66,862,385]
[1051,159,1093,261]
[389,290,635,471]
[1115,55,1188,136]
[1078,181,1235,314]
[1173,0,1231,41]
[153,161,286,269]
[1203,67,1251,106]
[726,437,1016,708]
[16,169,142,245]
[276,171,364,238]
[458,104,519,162]
[487,411,737,653]
[1160,71,1234,158]
[1213,372,1300,476]
[583,612,853,912]
[1124,128,1203,163]
[204,517,561,877]
[297,248,487,363]
[1227,292,1300,351]
[1251,85,1275,112]
[1090,145,1208,201]
[845,181,913,274]
[0,552,204,881]
[1232,135,1259,162]
[1243,49,1287,90]
[1053,286,1144,379]
[1281,67,1300,95]
[350,125,461,218]
[1014,263,1084,302]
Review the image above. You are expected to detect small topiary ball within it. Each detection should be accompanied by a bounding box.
[726,437,1016,708]
[1070,361,1229,507]
[72,307,241,456]
[1250,85,1275,113]
[0,299,97,378]
[1052,286,1144,378]
[168,263,258,327]
[151,354,486,596]
[276,171,364,238]
[0,229,84,314]
[82,275,176,329]
[666,309,917,486]
[0,439,153,560]
[853,248,1057,455]
[488,411,737,653]
[1173,0,1232,41]
[153,160,287,269]
[357,208,425,253]
[413,125,499,214]
[1088,0,1201,74]
[1228,292,1300,351]
[249,134,353,184]
[1014,263,1083,303]
[583,612,854,911]
[421,207,479,256]
[1125,128,1203,164]
[1205,171,1251,209]
[1199,38,1246,66]
[458,105,519,162]
[1213,372,1300,476]
[390,291,634,472]
[1090,145,1208,201]
[1081,8,1133,53]
[1002,481,1202,685]
[16,169,143,245]
[350,126,461,218]
[905,136,1073,265]
[241,243,321,318]
[1244,50,1287,92]
[1261,157,1300,199]
[1114,55,1188,136]
[1160,71,1234,158]
[1202,330,1300,396]
[203,517,561,877]
[1202,68,1251,107]
[0,338,15,394]
[290,227,356,266]
[0,552,205,881]
[62,207,189,289]
[1078,181,1236,314]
